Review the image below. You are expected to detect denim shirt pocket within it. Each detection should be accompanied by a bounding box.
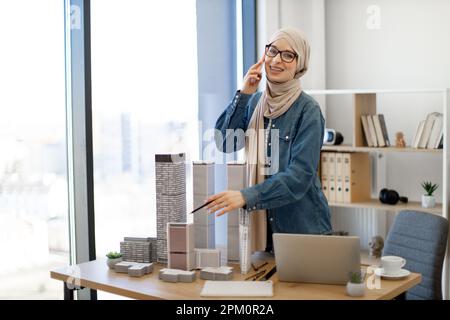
[273,124,296,168]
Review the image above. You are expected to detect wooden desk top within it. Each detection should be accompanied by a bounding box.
[50,259,421,300]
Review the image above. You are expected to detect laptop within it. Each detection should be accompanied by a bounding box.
[273,233,361,285]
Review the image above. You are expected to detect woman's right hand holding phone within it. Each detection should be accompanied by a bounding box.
[241,53,265,95]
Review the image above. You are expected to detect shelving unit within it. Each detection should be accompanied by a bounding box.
[307,88,450,298]
[304,88,449,219]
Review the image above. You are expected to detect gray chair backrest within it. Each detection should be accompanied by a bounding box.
[382,210,448,300]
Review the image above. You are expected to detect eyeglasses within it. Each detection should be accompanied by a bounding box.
[265,44,298,63]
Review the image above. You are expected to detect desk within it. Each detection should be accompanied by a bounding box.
[50,259,421,300]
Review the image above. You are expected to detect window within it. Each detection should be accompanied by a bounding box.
[0,0,67,299]
[90,0,199,283]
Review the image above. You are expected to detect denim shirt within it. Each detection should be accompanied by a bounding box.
[215,90,332,236]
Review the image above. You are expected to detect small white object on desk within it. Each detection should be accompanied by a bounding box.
[200,266,233,281]
[159,268,197,283]
[374,268,411,280]
[200,280,273,297]
[113,261,153,277]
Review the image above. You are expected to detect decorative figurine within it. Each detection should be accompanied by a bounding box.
[395,132,406,148]
[369,235,384,258]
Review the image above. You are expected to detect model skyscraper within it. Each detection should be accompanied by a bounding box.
[155,153,186,263]
[226,161,246,262]
[192,161,215,249]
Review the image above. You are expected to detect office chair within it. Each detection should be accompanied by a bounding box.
[382,210,449,300]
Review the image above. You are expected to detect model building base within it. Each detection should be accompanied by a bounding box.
[200,266,233,281]
[159,268,197,283]
[113,261,154,277]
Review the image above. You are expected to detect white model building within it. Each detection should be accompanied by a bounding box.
[192,160,215,249]
[226,161,246,262]
[120,237,157,263]
[155,153,187,264]
[167,222,195,270]
[195,248,221,269]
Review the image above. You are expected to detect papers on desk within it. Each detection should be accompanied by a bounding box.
[200,280,273,297]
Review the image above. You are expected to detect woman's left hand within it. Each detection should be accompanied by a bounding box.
[205,191,246,217]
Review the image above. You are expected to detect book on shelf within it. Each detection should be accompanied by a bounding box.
[412,112,443,149]
[418,112,440,148]
[360,115,374,147]
[361,114,391,148]
[438,135,443,149]
[378,114,390,147]
[372,115,386,147]
[427,113,443,149]
[412,120,425,148]
[366,115,379,147]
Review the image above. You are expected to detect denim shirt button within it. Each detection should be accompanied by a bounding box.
[285,135,289,140]
[252,206,256,210]
[269,218,274,222]
[272,124,275,128]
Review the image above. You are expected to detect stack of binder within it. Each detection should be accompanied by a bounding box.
[320,152,370,203]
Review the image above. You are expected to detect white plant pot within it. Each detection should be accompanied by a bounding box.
[107,257,122,269]
[346,282,365,297]
[421,195,436,208]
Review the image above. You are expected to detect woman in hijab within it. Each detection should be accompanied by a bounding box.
[207,27,331,252]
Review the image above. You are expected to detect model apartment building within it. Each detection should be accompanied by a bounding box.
[167,222,195,270]
[120,237,157,263]
[155,153,187,263]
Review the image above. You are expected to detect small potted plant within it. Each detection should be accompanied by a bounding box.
[106,251,122,269]
[346,271,365,297]
[421,181,438,208]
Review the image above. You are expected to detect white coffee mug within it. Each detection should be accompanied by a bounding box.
[381,256,406,275]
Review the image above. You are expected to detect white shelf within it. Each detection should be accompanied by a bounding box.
[328,199,443,216]
[322,144,443,154]
[304,88,448,95]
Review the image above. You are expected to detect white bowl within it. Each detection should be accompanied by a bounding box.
[107,257,122,269]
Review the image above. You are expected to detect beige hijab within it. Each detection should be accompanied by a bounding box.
[245,27,311,252]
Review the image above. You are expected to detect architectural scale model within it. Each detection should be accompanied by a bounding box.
[120,237,157,263]
[199,266,233,281]
[192,161,215,249]
[167,222,195,270]
[114,261,154,277]
[155,153,187,263]
[194,248,221,269]
[159,268,196,283]
[226,161,247,262]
